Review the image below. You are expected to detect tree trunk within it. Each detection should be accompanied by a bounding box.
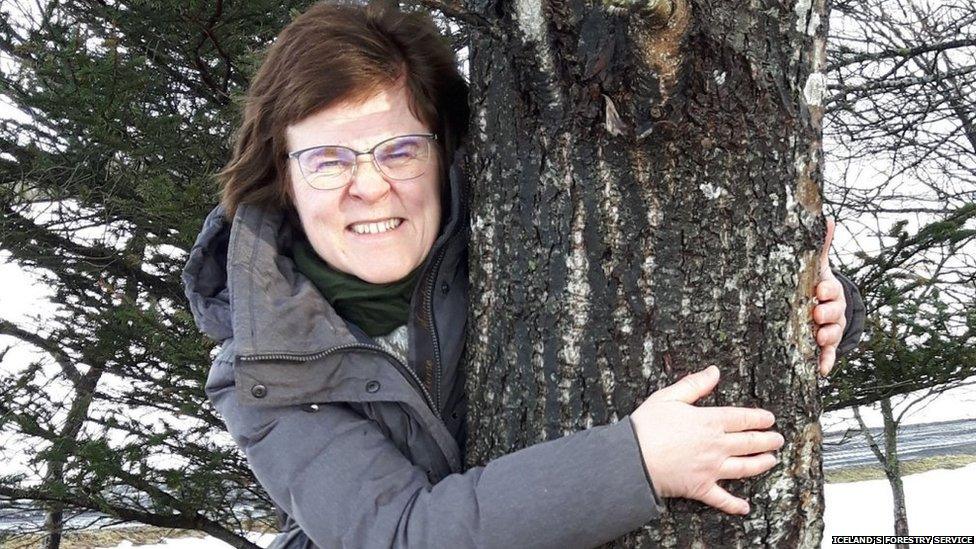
[880,397,910,546]
[42,509,63,549]
[39,229,145,548]
[462,0,830,546]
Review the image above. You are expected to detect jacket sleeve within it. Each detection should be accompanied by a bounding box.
[832,269,866,357]
[206,342,665,549]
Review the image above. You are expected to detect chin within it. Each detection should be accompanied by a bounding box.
[351,261,418,284]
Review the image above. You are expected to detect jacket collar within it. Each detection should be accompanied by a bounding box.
[226,204,359,357]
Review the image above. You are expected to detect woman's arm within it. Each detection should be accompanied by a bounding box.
[206,340,663,549]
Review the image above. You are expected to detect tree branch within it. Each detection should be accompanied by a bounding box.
[0,204,183,303]
[411,0,502,38]
[0,318,81,384]
[852,405,887,464]
[827,38,976,73]
[0,486,260,549]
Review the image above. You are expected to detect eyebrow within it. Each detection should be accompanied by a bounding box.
[288,132,434,157]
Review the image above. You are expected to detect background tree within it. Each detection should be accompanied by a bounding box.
[0,1,293,546]
[820,0,976,543]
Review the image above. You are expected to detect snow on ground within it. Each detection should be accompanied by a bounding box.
[823,463,976,547]
[97,532,277,549]
[96,465,976,548]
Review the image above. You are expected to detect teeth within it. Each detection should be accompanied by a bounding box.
[350,218,402,235]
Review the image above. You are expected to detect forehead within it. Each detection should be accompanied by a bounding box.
[285,85,429,151]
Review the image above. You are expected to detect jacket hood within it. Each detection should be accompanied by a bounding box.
[181,148,469,353]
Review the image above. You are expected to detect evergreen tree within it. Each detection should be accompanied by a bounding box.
[0,1,304,546]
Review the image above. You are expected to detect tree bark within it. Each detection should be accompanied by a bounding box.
[462,0,830,546]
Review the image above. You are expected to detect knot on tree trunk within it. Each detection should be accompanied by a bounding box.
[604,0,677,26]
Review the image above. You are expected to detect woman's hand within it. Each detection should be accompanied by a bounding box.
[814,217,848,376]
[630,366,783,515]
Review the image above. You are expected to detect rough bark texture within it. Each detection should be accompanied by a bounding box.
[462,0,830,546]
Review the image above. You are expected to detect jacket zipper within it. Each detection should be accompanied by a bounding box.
[238,343,439,419]
[424,243,449,415]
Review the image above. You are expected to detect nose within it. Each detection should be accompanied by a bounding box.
[346,155,392,203]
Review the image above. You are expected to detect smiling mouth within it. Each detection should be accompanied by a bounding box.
[347,217,404,235]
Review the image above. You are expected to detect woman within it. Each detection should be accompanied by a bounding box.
[181,2,865,547]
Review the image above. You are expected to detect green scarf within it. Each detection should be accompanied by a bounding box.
[289,235,423,337]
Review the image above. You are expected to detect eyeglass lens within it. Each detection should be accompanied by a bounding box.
[296,135,431,189]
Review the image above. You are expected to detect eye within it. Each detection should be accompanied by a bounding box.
[312,159,344,169]
[303,147,351,173]
[379,138,424,161]
[389,145,419,158]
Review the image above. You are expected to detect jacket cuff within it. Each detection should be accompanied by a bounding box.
[611,415,666,518]
[627,415,666,511]
[832,270,866,357]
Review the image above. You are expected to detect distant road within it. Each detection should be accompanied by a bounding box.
[823,418,976,470]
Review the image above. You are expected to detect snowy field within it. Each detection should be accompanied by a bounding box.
[88,464,976,548]
[823,463,976,548]
[99,532,276,549]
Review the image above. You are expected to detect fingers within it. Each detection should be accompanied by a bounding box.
[712,406,775,432]
[819,345,837,376]
[700,483,750,515]
[816,323,843,347]
[652,365,720,404]
[813,300,846,325]
[717,453,778,480]
[816,277,843,301]
[820,217,835,279]
[723,430,785,456]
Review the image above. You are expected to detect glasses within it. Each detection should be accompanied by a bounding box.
[287,133,438,190]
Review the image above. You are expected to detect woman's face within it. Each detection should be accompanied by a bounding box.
[285,84,442,284]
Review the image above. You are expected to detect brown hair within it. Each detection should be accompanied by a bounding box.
[217,0,469,225]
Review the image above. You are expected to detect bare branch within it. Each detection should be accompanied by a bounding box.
[410,0,502,37]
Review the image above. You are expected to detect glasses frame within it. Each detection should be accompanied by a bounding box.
[287,133,439,190]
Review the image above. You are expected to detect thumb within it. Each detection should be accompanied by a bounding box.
[652,365,720,404]
[820,217,835,280]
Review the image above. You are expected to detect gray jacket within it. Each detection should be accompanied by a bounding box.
[181,156,667,548]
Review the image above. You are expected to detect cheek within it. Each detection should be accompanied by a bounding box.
[421,190,442,232]
[424,176,443,220]
[292,187,341,234]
